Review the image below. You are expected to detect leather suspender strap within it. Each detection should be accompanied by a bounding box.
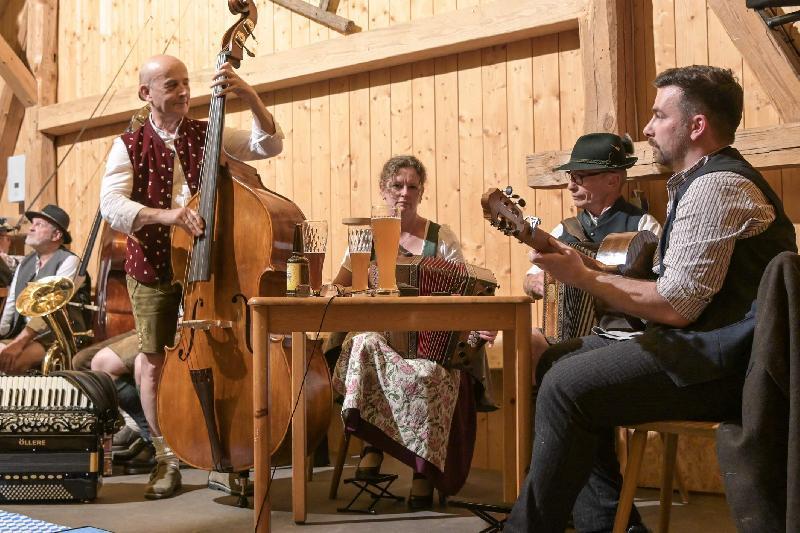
[561,217,591,243]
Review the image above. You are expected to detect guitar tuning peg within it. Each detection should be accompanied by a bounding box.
[517,198,526,208]
[504,186,514,196]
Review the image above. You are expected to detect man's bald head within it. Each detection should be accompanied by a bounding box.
[138,55,191,126]
[139,55,188,90]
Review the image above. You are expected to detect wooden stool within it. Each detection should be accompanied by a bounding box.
[612,420,719,533]
[329,430,351,499]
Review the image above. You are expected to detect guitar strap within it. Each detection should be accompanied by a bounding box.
[561,217,592,243]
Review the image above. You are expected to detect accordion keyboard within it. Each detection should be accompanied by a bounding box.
[0,376,91,410]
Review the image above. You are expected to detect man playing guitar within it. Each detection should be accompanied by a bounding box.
[503,66,797,532]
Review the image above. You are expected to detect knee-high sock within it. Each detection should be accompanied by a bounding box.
[152,436,179,466]
[115,376,151,441]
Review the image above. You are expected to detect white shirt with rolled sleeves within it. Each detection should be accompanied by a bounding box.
[100,115,284,235]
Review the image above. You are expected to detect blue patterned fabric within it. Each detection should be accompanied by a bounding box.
[0,510,68,533]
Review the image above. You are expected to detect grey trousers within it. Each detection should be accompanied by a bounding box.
[504,334,744,533]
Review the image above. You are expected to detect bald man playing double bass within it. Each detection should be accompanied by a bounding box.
[100,54,283,499]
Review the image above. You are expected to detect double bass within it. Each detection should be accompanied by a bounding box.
[158,0,331,473]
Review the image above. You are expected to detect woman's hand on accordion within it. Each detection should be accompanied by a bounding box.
[475,330,498,347]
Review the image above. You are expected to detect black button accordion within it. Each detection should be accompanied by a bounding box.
[0,371,118,503]
[389,256,498,369]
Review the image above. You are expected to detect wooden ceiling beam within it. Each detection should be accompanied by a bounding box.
[38,0,586,136]
[267,0,355,34]
[527,122,800,188]
[580,0,629,134]
[21,0,58,209]
[0,82,25,195]
[708,0,800,123]
[0,33,36,107]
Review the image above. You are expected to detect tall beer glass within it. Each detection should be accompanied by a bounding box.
[370,205,401,293]
[347,223,373,292]
[301,220,328,295]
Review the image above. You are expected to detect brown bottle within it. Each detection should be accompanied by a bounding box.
[286,223,310,296]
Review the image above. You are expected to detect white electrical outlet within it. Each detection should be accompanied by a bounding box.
[7,155,25,203]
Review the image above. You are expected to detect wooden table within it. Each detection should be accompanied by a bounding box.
[249,295,532,532]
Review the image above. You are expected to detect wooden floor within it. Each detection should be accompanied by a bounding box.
[3,455,737,533]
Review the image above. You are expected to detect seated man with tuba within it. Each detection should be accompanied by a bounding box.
[0,205,90,374]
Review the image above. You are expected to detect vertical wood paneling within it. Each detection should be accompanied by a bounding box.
[482,44,510,296]
[434,55,460,236]
[349,72,371,216]
[390,64,413,157]
[310,80,332,278]
[369,69,391,205]
[558,30,583,221]
[293,84,312,218]
[675,0,708,67]
[274,88,294,200]
[456,50,484,267]
[330,76,352,276]
[411,60,436,221]
[31,0,800,477]
[506,38,535,312]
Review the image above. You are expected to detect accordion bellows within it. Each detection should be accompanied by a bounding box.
[388,256,498,369]
[543,242,599,343]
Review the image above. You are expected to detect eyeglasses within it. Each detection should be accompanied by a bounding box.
[566,170,609,185]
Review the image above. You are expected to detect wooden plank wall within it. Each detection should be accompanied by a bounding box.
[2,0,798,476]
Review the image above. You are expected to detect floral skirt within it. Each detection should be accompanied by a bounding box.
[332,331,476,495]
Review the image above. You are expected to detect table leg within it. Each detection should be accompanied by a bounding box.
[291,332,308,523]
[253,308,271,533]
[502,328,517,502]
[515,303,532,492]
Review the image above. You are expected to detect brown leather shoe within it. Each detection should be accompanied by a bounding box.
[144,462,182,500]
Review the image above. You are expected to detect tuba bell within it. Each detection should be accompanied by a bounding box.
[15,275,92,375]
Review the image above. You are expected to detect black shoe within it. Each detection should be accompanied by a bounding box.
[354,446,384,480]
[121,441,156,474]
[408,473,434,510]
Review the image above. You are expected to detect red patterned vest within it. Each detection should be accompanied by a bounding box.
[121,117,207,283]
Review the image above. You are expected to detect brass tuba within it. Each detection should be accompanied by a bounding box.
[15,275,92,374]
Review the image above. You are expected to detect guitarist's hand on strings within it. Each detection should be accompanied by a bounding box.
[528,242,589,288]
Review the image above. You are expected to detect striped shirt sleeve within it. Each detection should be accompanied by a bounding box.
[656,171,776,322]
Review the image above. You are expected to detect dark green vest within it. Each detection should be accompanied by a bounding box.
[560,197,646,244]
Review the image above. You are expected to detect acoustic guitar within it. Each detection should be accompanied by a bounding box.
[480,187,658,278]
[481,187,659,342]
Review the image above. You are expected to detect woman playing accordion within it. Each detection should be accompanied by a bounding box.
[331,155,497,508]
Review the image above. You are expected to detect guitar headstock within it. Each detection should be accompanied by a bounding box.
[481,186,536,241]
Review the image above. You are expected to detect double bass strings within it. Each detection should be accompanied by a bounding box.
[255,293,339,529]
